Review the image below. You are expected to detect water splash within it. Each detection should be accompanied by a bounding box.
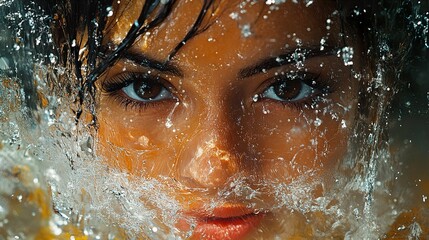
[0,0,428,239]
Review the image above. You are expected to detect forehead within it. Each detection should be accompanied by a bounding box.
[107,1,341,63]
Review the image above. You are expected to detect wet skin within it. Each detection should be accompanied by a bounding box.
[95,0,361,238]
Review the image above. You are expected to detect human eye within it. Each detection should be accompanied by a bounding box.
[258,72,330,108]
[101,72,177,109]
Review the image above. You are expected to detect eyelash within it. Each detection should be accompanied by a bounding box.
[109,93,159,111]
[102,72,146,92]
[101,72,175,111]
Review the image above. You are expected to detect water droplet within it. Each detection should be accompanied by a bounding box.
[305,0,314,7]
[240,24,252,38]
[265,0,286,5]
[0,57,10,70]
[49,53,57,63]
[106,6,113,17]
[252,94,259,102]
[229,12,239,20]
[314,118,322,127]
[262,105,270,114]
[165,102,179,128]
[338,47,354,66]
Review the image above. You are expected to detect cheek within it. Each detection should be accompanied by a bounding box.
[95,101,186,176]
[247,101,355,182]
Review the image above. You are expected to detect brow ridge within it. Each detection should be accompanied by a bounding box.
[121,50,184,77]
[238,46,338,79]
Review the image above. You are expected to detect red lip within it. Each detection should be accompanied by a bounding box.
[180,205,265,240]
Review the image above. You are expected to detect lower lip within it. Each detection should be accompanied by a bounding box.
[190,213,264,240]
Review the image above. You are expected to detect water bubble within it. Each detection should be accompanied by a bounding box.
[49,53,57,64]
[326,18,332,30]
[240,24,252,38]
[49,220,63,235]
[295,37,302,46]
[337,47,354,66]
[265,0,286,5]
[292,48,306,69]
[405,101,411,107]
[165,101,179,128]
[320,37,327,51]
[262,105,270,114]
[305,1,313,7]
[409,222,423,238]
[106,6,113,17]
[229,12,239,20]
[45,168,60,182]
[252,94,259,102]
[314,117,322,127]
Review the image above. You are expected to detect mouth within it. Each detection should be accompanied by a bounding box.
[181,204,266,240]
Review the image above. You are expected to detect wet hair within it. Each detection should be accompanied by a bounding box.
[46,0,218,120]
[43,1,419,99]
[41,0,423,130]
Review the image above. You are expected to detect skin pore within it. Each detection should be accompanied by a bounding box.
[94,0,361,238]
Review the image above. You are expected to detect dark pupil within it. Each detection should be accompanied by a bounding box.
[133,79,162,100]
[273,79,302,100]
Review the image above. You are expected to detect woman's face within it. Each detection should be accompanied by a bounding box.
[96,0,360,238]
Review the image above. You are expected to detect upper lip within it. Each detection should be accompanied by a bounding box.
[184,203,266,219]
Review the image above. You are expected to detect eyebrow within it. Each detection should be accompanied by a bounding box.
[120,50,184,77]
[238,46,338,79]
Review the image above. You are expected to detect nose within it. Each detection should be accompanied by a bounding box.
[175,122,241,189]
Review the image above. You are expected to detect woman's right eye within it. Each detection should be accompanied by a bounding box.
[122,77,174,103]
[102,72,176,105]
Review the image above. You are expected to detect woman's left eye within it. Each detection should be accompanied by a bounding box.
[260,75,321,103]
